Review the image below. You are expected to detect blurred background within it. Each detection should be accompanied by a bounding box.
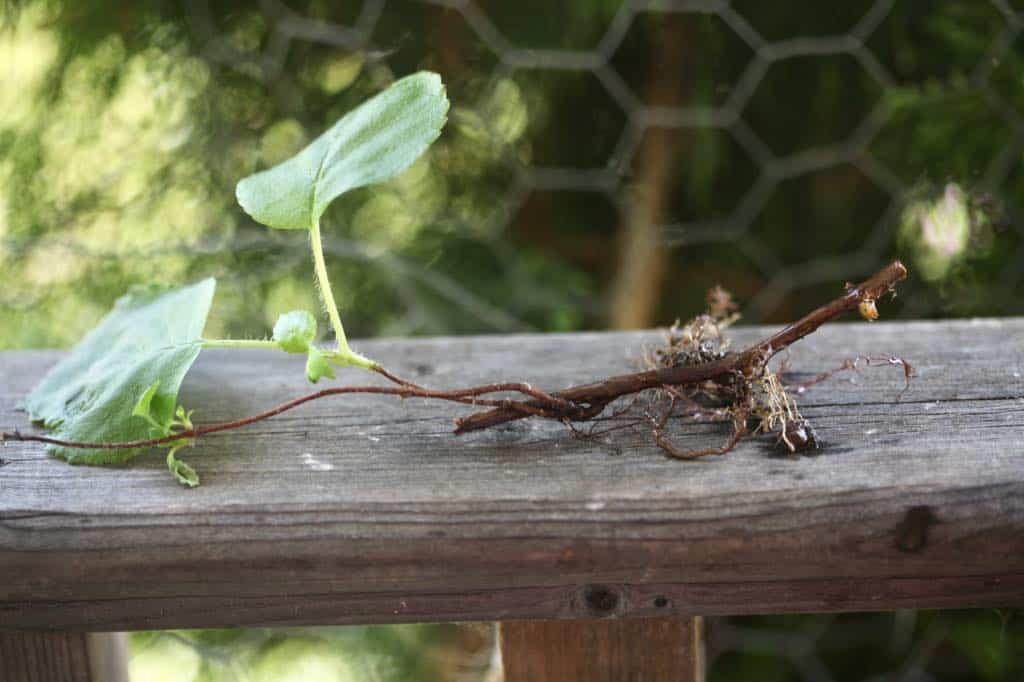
[1,0,1022,680]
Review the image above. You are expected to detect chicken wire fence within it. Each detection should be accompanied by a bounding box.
[2,0,1023,680]
[3,0,1024,345]
[179,0,1024,327]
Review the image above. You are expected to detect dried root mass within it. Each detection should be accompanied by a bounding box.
[635,286,816,458]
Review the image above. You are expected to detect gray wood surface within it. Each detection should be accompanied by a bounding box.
[2,319,1023,631]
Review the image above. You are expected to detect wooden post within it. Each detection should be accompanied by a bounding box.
[500,616,704,682]
[0,632,128,682]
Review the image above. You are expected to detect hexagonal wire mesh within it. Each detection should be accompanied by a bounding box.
[170,0,1024,329]
[2,0,1022,679]
[4,0,1023,343]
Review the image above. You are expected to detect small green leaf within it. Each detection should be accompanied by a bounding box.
[131,380,167,432]
[167,447,199,488]
[235,71,449,230]
[273,310,317,354]
[173,405,194,431]
[22,279,216,464]
[305,346,336,383]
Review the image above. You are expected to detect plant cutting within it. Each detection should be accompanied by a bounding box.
[2,71,912,486]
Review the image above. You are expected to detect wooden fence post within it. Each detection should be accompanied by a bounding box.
[500,616,704,682]
[0,632,128,682]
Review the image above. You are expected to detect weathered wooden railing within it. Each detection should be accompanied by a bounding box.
[2,319,1023,680]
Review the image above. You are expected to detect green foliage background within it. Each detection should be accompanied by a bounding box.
[1,1,1022,680]
[3,0,1023,353]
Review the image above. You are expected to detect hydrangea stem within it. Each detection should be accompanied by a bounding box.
[309,219,347,348]
[309,218,375,370]
[201,339,277,349]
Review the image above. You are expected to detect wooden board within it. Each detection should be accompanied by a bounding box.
[1,319,1023,631]
[501,617,704,682]
[0,632,128,681]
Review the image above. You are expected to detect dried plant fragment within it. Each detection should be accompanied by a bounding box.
[642,289,817,457]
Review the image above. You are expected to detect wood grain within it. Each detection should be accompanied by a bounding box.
[0,632,128,681]
[1,319,1023,631]
[501,616,704,682]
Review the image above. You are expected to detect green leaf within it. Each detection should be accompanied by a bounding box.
[273,310,317,354]
[235,71,449,230]
[131,380,166,432]
[167,447,199,488]
[22,279,216,464]
[305,346,336,383]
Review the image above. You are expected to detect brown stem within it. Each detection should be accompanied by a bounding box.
[3,382,569,451]
[751,260,907,356]
[452,261,907,433]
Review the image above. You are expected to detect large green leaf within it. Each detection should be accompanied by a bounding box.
[22,279,216,464]
[235,71,449,230]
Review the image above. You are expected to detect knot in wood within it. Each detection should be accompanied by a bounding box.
[582,584,620,616]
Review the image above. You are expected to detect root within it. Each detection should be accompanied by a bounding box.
[647,395,748,459]
[788,354,916,399]
[755,369,806,452]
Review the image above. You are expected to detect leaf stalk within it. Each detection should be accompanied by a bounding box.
[309,218,375,370]
[201,339,278,350]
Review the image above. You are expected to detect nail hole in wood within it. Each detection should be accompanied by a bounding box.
[583,584,619,615]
